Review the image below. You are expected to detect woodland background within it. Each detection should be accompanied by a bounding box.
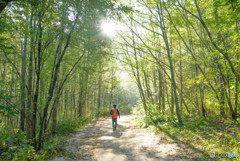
[0,0,239,160]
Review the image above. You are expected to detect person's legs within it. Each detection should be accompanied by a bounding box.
[115,118,117,130]
[112,118,114,130]
[112,118,118,131]
[113,118,117,131]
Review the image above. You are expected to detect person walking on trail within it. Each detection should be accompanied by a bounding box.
[110,104,120,131]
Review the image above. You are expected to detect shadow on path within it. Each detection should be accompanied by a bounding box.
[156,125,207,160]
[53,115,209,161]
[90,116,185,161]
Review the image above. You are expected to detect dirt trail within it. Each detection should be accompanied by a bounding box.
[52,115,200,161]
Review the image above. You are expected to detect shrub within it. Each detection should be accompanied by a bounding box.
[56,117,88,135]
[40,136,67,159]
[184,114,207,130]
[0,131,39,161]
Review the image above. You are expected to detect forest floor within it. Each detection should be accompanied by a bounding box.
[52,115,204,161]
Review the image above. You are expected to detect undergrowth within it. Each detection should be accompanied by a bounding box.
[132,104,240,160]
[0,116,90,161]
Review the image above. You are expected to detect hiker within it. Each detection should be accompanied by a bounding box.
[110,104,120,131]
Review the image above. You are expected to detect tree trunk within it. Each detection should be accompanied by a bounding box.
[32,17,43,149]
[158,69,162,112]
[157,1,182,123]
[26,12,35,140]
[179,43,183,115]
[97,70,102,115]
[52,87,59,134]
[20,16,28,131]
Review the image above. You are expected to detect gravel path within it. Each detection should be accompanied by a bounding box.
[52,115,201,161]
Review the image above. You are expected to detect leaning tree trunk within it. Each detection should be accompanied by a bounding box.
[157,1,182,124]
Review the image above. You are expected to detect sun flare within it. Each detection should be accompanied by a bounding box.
[101,20,116,37]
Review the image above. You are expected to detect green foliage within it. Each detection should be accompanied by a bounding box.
[112,84,139,107]
[119,105,133,114]
[183,115,207,129]
[39,136,68,159]
[0,116,91,160]
[132,104,154,128]
[133,103,181,129]
[0,131,39,161]
[93,107,111,117]
[56,117,89,135]
[0,90,19,118]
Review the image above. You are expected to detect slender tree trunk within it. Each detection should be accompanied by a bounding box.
[234,17,239,119]
[26,12,35,140]
[110,68,114,107]
[79,80,83,117]
[158,68,162,112]
[170,83,174,115]
[226,73,237,121]
[84,51,90,115]
[235,79,238,117]
[195,65,199,114]
[143,70,153,103]
[162,74,165,115]
[32,16,42,149]
[20,15,28,131]
[130,19,148,113]
[97,69,102,115]
[52,89,58,134]
[179,43,183,115]
[157,1,182,123]
[220,82,225,116]
[214,3,225,117]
